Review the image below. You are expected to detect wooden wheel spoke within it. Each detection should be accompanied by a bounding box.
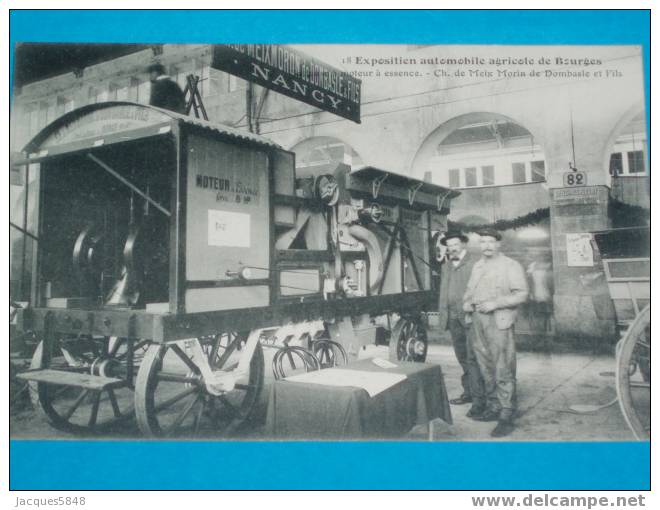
[166,394,202,436]
[215,338,241,369]
[107,388,122,418]
[87,392,101,428]
[115,340,150,360]
[154,386,199,412]
[156,372,200,384]
[136,337,264,438]
[192,398,206,435]
[169,343,201,374]
[62,389,90,420]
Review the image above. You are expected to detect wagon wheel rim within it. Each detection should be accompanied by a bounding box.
[31,336,136,435]
[135,334,264,438]
[616,305,650,440]
[389,316,428,362]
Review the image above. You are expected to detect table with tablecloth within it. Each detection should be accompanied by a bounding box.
[264,359,452,439]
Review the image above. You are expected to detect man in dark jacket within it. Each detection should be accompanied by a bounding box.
[147,63,187,114]
[437,231,484,416]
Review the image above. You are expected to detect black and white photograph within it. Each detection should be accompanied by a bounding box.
[9,35,650,448]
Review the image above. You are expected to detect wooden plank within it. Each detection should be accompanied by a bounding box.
[16,369,125,391]
[276,249,333,262]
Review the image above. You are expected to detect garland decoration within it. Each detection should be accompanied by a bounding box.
[608,197,650,228]
[448,207,550,233]
[447,199,648,233]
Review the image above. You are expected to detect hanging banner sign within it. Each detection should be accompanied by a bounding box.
[212,44,361,123]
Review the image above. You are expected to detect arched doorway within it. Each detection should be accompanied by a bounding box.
[413,113,554,342]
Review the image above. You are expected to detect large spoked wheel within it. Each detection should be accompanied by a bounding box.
[135,333,265,438]
[616,305,650,440]
[388,315,428,362]
[30,336,138,435]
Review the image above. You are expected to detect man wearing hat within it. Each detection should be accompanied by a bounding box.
[463,228,528,437]
[437,230,483,412]
[147,63,187,114]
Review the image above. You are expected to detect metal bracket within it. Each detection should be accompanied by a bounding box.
[179,330,263,396]
[372,174,388,199]
[408,182,424,206]
[436,190,451,212]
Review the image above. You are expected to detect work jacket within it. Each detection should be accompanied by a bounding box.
[463,254,529,330]
[437,251,478,330]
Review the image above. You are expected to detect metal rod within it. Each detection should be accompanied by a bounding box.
[20,164,30,300]
[570,108,577,167]
[87,153,171,217]
[10,221,39,241]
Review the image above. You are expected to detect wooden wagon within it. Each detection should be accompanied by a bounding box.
[14,102,458,437]
[591,226,650,439]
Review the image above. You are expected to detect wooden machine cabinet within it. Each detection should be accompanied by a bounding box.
[15,102,459,437]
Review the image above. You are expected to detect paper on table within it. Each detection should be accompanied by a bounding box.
[371,357,398,369]
[285,369,407,397]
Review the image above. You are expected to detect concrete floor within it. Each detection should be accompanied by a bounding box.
[9,343,640,441]
[420,344,638,441]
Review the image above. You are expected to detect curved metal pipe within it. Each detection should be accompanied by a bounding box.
[347,224,384,293]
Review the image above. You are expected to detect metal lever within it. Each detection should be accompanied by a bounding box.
[87,153,171,217]
[372,174,388,199]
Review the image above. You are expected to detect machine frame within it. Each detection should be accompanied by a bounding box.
[14,102,458,437]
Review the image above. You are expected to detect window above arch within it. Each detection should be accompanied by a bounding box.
[431,120,546,189]
[609,111,647,178]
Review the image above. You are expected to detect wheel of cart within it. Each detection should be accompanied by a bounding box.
[616,304,650,440]
[135,332,264,438]
[591,227,650,440]
[12,102,457,438]
[26,333,146,434]
[388,314,428,362]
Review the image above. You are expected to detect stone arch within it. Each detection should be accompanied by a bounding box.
[410,111,545,182]
[601,100,647,183]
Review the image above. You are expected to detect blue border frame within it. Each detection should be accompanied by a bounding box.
[9,10,651,490]
[9,441,651,490]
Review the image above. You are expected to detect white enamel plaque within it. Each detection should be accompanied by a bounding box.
[208,209,251,248]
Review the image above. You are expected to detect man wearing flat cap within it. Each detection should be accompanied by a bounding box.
[463,228,528,437]
[147,63,187,115]
[437,231,483,412]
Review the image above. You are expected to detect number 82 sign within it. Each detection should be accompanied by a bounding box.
[563,171,587,187]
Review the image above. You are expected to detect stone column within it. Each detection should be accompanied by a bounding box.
[549,185,616,345]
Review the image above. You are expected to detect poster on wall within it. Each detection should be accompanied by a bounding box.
[566,233,595,267]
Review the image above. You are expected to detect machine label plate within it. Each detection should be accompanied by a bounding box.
[208,210,251,247]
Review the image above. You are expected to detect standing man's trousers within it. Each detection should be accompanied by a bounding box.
[469,312,517,415]
[448,317,484,402]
